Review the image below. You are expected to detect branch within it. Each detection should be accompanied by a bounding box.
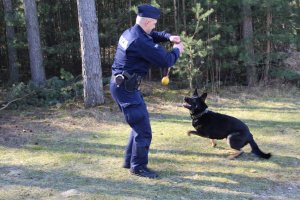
[0,92,34,111]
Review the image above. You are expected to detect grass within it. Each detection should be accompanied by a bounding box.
[0,85,299,200]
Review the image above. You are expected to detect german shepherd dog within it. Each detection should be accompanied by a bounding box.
[183,89,271,160]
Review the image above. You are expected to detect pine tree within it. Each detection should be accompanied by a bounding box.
[77,0,104,107]
[3,0,19,84]
[23,0,46,86]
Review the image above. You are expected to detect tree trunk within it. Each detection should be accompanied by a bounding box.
[262,5,272,84]
[77,0,104,108]
[242,1,257,86]
[182,0,186,31]
[189,77,193,90]
[129,0,132,26]
[297,0,300,51]
[162,0,165,28]
[173,0,178,33]
[23,0,46,86]
[3,0,19,84]
[189,64,193,89]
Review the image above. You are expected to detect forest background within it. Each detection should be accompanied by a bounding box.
[1,0,300,108]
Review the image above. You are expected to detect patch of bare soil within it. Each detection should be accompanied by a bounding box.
[0,115,32,147]
[0,100,123,148]
[0,109,54,147]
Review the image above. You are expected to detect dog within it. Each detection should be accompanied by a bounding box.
[183,89,271,160]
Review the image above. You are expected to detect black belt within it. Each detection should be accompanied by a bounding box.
[112,71,142,92]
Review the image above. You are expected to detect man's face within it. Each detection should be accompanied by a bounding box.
[145,19,157,33]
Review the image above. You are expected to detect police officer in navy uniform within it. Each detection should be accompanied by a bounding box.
[110,4,184,178]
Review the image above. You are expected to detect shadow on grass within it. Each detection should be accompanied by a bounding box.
[0,128,229,166]
[0,164,273,199]
[160,170,278,192]
[1,111,298,170]
[268,154,300,168]
[0,129,298,198]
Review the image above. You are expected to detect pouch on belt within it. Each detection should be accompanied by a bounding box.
[114,71,142,92]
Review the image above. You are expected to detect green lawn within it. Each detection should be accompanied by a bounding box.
[0,86,299,200]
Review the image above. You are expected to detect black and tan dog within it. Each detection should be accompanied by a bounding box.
[183,89,271,160]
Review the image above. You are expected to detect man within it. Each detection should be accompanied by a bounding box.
[110,4,184,178]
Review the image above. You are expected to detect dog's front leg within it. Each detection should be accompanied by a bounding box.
[211,139,217,147]
[187,130,197,136]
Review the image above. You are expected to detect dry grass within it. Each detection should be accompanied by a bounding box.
[0,85,299,200]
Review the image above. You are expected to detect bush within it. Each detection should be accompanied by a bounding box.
[270,68,300,86]
[5,70,83,109]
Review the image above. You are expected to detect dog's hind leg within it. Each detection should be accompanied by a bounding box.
[227,150,244,160]
[226,132,245,159]
[211,139,217,147]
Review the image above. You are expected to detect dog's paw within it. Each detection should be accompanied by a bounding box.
[227,150,244,160]
[227,155,236,160]
[187,130,194,136]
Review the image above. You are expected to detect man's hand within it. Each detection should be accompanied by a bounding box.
[169,35,181,44]
[173,42,184,54]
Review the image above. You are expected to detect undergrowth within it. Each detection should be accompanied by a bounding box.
[4,69,83,108]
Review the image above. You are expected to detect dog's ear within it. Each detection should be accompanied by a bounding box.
[200,93,207,101]
[193,88,199,97]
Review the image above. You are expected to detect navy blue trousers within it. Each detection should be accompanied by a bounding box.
[110,80,152,170]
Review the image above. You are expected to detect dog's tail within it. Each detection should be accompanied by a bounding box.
[249,138,271,159]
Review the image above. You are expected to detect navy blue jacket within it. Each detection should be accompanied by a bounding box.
[112,24,180,76]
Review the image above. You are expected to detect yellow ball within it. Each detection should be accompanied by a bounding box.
[161,76,170,85]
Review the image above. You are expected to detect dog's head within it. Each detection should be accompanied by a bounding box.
[183,89,208,114]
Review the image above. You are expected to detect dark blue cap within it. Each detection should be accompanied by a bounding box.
[137,4,160,19]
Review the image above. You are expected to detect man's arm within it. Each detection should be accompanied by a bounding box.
[136,37,183,68]
[150,31,181,44]
[150,31,171,43]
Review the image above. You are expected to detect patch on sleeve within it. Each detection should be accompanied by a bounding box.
[119,36,129,50]
[154,44,159,48]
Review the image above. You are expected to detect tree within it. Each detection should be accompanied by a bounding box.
[3,0,19,84]
[173,0,178,33]
[23,0,46,86]
[261,1,272,84]
[0,0,299,88]
[175,3,217,89]
[182,0,186,31]
[77,0,104,108]
[242,0,257,86]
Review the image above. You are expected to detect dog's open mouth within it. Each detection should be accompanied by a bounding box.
[182,102,191,109]
[183,97,192,109]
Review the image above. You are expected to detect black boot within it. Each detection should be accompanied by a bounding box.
[130,167,158,179]
[122,162,130,169]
